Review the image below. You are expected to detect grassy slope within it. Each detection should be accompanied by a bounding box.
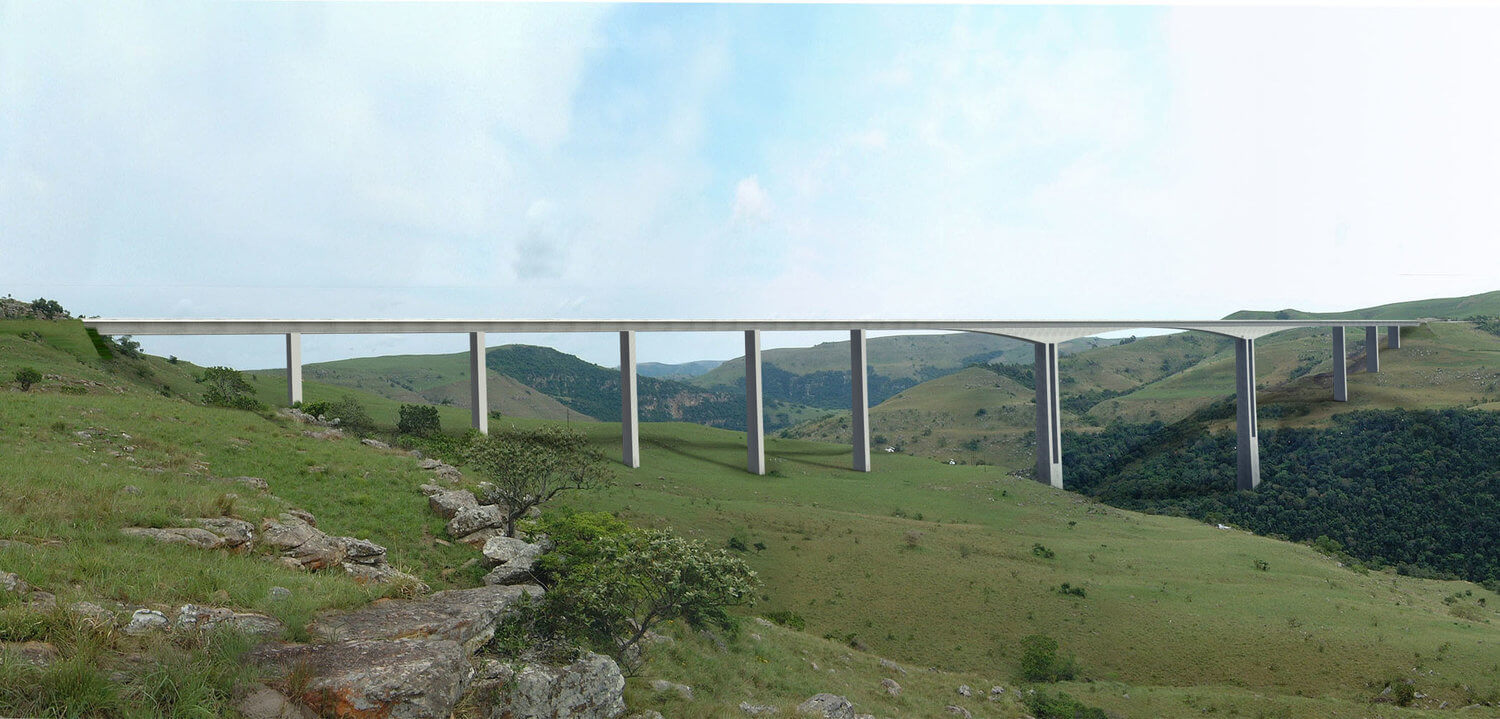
[1229,290,1500,320]
[5,320,1499,717]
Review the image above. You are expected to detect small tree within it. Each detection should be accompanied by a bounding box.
[466,426,614,537]
[1017,633,1078,682]
[14,367,42,391]
[200,366,261,410]
[397,404,441,437]
[325,395,374,433]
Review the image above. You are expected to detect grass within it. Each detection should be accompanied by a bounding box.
[5,318,1500,717]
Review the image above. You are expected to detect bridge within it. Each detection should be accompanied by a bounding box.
[83,317,1424,491]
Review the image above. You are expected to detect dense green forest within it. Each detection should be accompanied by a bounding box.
[1063,409,1500,586]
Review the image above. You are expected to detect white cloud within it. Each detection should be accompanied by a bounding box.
[731,175,773,226]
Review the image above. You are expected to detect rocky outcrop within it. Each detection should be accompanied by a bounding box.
[260,514,347,570]
[481,536,551,586]
[175,604,283,637]
[310,584,543,653]
[424,486,480,520]
[447,505,508,542]
[473,652,626,719]
[235,684,317,719]
[120,518,254,551]
[648,679,693,701]
[795,694,855,719]
[361,438,392,450]
[254,638,473,719]
[740,702,779,716]
[418,458,464,483]
[125,608,170,635]
[880,678,901,697]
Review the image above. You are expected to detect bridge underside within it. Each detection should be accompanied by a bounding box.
[86,317,1424,492]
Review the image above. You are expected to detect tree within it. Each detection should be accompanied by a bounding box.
[466,426,614,537]
[14,367,42,391]
[397,404,441,437]
[200,366,261,410]
[28,298,66,318]
[1017,634,1078,682]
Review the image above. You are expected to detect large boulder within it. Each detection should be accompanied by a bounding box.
[253,638,473,719]
[474,651,625,719]
[196,517,255,549]
[428,488,480,520]
[447,505,506,540]
[120,526,225,550]
[481,536,553,585]
[795,694,855,719]
[310,584,544,653]
[235,684,317,719]
[259,514,346,570]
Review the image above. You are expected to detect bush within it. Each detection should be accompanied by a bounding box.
[1017,634,1078,682]
[199,367,262,411]
[492,525,759,672]
[1023,689,1108,719]
[397,404,441,437]
[308,396,374,432]
[764,610,806,630]
[14,367,42,391]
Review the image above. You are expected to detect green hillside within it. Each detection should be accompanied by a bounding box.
[5,320,1499,717]
[1229,289,1500,321]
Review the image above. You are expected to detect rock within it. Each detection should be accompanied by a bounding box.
[303,428,344,441]
[26,590,57,611]
[196,517,256,548]
[957,684,972,697]
[0,571,28,594]
[457,527,508,548]
[628,713,665,719]
[268,586,292,601]
[310,584,544,653]
[362,438,392,450]
[648,679,694,700]
[795,694,854,719]
[230,476,271,491]
[340,537,388,565]
[418,483,445,496]
[125,608,169,635]
[235,684,317,719]
[175,604,283,637]
[474,651,625,719]
[259,514,345,570]
[68,601,114,626]
[878,658,906,675]
[427,488,480,520]
[1,640,59,667]
[286,508,317,526]
[418,458,444,470]
[254,638,472,719]
[944,706,971,718]
[481,536,551,585]
[740,702,779,716]
[989,686,1006,700]
[880,678,901,697]
[121,526,225,550]
[447,505,506,539]
[122,485,142,495]
[434,465,463,482]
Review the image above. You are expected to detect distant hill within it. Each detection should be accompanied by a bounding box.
[1228,289,1500,320]
[637,360,721,379]
[691,332,1119,410]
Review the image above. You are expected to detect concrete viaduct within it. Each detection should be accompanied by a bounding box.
[83,318,1423,492]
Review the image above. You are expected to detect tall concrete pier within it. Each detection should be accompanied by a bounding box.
[1366,326,1380,373]
[1034,342,1063,488]
[744,330,765,475]
[284,332,302,405]
[1332,327,1348,402]
[469,332,488,434]
[1389,325,1401,350]
[850,329,871,472]
[619,331,639,468]
[1235,338,1260,490]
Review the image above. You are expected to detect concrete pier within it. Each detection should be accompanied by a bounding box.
[850,329,871,472]
[620,331,639,468]
[285,332,302,405]
[1388,325,1401,350]
[1332,327,1348,402]
[469,331,488,434]
[1034,342,1063,488]
[1366,326,1380,373]
[745,330,765,475]
[1235,338,1260,490]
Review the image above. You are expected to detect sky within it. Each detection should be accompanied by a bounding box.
[4,3,1500,369]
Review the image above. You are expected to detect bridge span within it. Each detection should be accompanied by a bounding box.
[83,317,1425,491]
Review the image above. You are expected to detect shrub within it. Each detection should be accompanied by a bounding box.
[726,536,749,552]
[397,404,441,437]
[1032,543,1056,559]
[468,426,614,537]
[199,367,262,411]
[1253,559,1270,572]
[1055,582,1086,598]
[1023,689,1109,719]
[764,610,806,630]
[14,367,42,391]
[1017,634,1078,682]
[323,396,374,432]
[493,526,759,672]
